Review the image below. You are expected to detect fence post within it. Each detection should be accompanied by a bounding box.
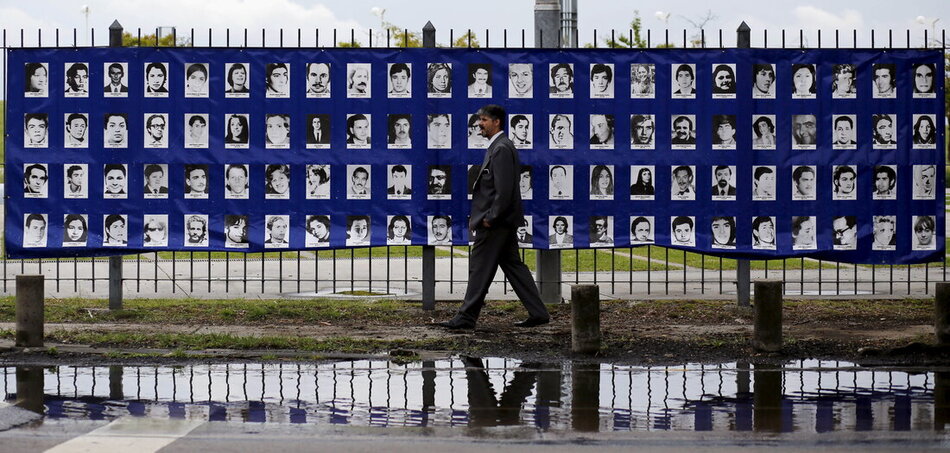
[421,22,437,311]
[534,0,563,305]
[752,279,783,352]
[108,20,124,310]
[736,21,752,308]
[15,275,44,348]
[571,284,601,354]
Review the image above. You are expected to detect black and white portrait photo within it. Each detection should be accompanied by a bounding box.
[61,215,88,248]
[184,63,209,98]
[225,113,249,149]
[144,62,169,97]
[872,215,897,251]
[103,62,129,97]
[873,165,898,200]
[468,63,492,98]
[515,217,533,248]
[671,64,696,99]
[265,63,290,98]
[347,165,371,200]
[671,115,696,149]
[711,64,736,98]
[427,114,451,149]
[428,215,452,245]
[751,64,775,98]
[589,165,614,200]
[346,114,371,149]
[224,215,249,249]
[264,215,290,249]
[549,114,574,149]
[548,164,573,200]
[64,62,89,97]
[752,115,776,149]
[143,113,168,148]
[913,164,937,200]
[630,216,654,244]
[387,114,412,149]
[711,115,736,149]
[913,63,937,98]
[791,63,817,98]
[143,214,169,248]
[467,114,488,149]
[832,216,858,251]
[183,164,209,200]
[630,114,655,149]
[387,164,412,200]
[102,214,128,247]
[24,62,48,97]
[509,114,532,148]
[427,63,452,98]
[306,62,331,98]
[225,63,250,97]
[184,214,210,248]
[792,114,817,150]
[102,164,128,199]
[710,216,737,249]
[589,216,614,247]
[387,63,411,98]
[711,165,737,201]
[306,164,331,200]
[872,63,896,99]
[589,114,615,149]
[913,114,938,149]
[265,114,291,149]
[548,63,574,98]
[671,216,696,248]
[832,115,857,150]
[64,113,89,148]
[23,163,48,199]
[225,164,250,200]
[23,113,48,148]
[752,166,776,201]
[913,215,937,251]
[103,113,128,149]
[630,63,655,98]
[346,215,371,247]
[791,216,817,250]
[143,164,169,199]
[791,165,817,201]
[63,163,88,199]
[387,215,412,245]
[670,165,696,201]
[306,114,330,149]
[549,215,574,249]
[508,63,533,98]
[832,64,856,99]
[184,114,208,149]
[519,165,533,200]
[264,164,291,200]
[630,166,655,200]
[22,214,48,248]
[427,165,451,200]
[872,114,897,149]
[832,165,857,201]
[306,215,331,247]
[589,63,614,99]
[752,216,776,250]
[347,63,371,98]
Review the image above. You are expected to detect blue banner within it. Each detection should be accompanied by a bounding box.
[5,47,944,264]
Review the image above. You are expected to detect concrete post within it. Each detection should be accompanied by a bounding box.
[15,275,44,348]
[935,282,950,345]
[735,21,752,308]
[570,362,599,432]
[14,366,45,414]
[537,251,562,304]
[109,19,124,311]
[571,284,601,354]
[419,22,437,311]
[752,280,783,352]
[109,366,124,400]
[534,0,561,48]
[753,363,782,432]
[935,371,949,431]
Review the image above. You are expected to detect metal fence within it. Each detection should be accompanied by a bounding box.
[0,22,947,300]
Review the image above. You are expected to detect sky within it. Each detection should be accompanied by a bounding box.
[0,0,948,48]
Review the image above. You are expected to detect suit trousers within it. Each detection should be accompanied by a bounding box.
[457,224,549,323]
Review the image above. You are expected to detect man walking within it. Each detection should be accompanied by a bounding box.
[437,104,550,330]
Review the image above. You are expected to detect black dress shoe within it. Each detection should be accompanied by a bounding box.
[436,319,475,330]
[514,317,550,327]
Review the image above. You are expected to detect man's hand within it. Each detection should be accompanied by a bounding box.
[482,219,491,228]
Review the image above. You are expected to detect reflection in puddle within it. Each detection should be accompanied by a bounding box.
[2,359,947,433]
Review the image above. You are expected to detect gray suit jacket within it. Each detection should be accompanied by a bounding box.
[469,132,523,231]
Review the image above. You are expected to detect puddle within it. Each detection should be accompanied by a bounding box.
[2,359,949,433]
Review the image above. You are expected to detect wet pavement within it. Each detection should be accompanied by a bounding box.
[1,358,950,450]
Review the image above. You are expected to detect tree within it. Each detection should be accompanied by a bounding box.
[602,10,648,48]
[450,30,481,48]
[121,32,179,47]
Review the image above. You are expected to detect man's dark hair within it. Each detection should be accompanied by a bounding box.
[103,113,127,129]
[66,165,83,178]
[24,163,47,180]
[390,63,411,78]
[347,215,370,229]
[631,216,650,234]
[104,163,127,176]
[476,104,506,126]
[834,115,854,130]
[432,215,451,227]
[714,165,731,176]
[146,62,167,79]
[833,165,856,184]
[590,64,613,82]
[308,215,331,232]
[672,165,693,179]
[674,64,694,80]
[146,114,165,130]
[792,166,815,182]
[188,115,206,127]
[673,115,693,130]
[550,63,574,80]
[25,113,48,127]
[144,164,164,178]
[875,165,897,185]
[25,213,46,228]
[352,166,369,178]
[672,216,693,230]
[753,166,774,180]
[66,62,88,80]
[391,164,407,175]
[227,164,248,179]
[104,214,124,230]
[347,114,368,131]
[184,164,206,179]
[510,114,529,129]
[107,62,124,76]
[791,216,813,237]
[66,113,87,127]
